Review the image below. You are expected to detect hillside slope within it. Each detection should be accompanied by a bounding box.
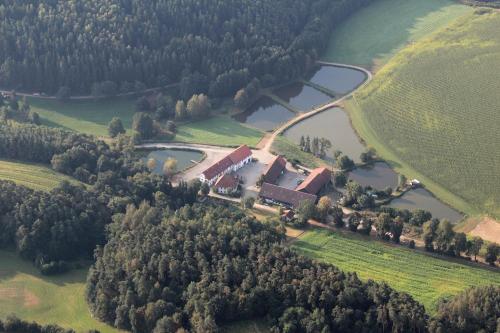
[347,10,500,218]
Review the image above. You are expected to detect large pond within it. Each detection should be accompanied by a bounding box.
[308,65,367,95]
[142,149,204,174]
[348,162,399,190]
[273,82,332,112]
[233,97,295,131]
[284,107,366,163]
[388,188,464,223]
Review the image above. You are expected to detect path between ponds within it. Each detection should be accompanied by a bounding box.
[261,62,373,153]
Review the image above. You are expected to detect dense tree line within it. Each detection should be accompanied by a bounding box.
[87,203,427,333]
[0,0,375,95]
[0,316,98,333]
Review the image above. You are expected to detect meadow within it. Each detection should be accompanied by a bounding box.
[346,10,500,219]
[293,228,500,313]
[323,0,472,68]
[0,159,81,191]
[270,135,325,169]
[175,116,264,148]
[0,251,120,333]
[30,97,136,137]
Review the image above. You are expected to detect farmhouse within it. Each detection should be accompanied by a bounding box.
[295,167,331,195]
[213,174,239,195]
[263,155,287,184]
[199,145,252,185]
[259,182,317,209]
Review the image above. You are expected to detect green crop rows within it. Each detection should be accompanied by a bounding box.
[293,229,500,313]
[347,11,500,218]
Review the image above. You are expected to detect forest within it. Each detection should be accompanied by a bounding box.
[0,0,374,95]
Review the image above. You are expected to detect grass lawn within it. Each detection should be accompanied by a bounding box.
[346,10,500,219]
[0,251,120,333]
[270,135,325,169]
[324,0,472,68]
[293,229,500,313]
[175,116,264,147]
[0,159,82,191]
[30,97,136,137]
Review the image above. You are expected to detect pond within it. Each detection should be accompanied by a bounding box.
[388,188,464,223]
[348,162,399,190]
[284,107,366,163]
[308,65,367,95]
[273,82,332,112]
[233,97,295,131]
[142,149,204,174]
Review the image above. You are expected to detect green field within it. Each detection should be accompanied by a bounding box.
[293,229,500,313]
[0,251,120,333]
[30,97,136,137]
[270,135,325,169]
[0,159,81,191]
[175,116,264,147]
[324,0,472,68]
[346,11,500,218]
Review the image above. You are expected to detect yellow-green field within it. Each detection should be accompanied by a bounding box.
[324,0,472,68]
[346,10,500,219]
[0,159,81,191]
[293,229,500,313]
[0,251,120,333]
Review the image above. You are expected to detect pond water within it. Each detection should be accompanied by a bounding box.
[142,149,204,174]
[233,97,295,131]
[308,65,367,95]
[284,107,366,163]
[388,188,464,223]
[273,82,332,112]
[348,162,399,190]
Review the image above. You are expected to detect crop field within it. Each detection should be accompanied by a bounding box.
[293,229,500,313]
[0,159,81,191]
[0,251,120,333]
[346,11,500,219]
[323,0,472,68]
[175,116,264,147]
[30,97,136,137]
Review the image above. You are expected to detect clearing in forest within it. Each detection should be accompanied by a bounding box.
[0,159,81,191]
[293,229,500,313]
[0,251,120,333]
[323,0,472,68]
[346,10,500,219]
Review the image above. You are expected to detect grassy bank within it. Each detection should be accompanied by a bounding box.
[346,11,500,218]
[323,0,472,68]
[0,251,119,333]
[293,229,500,313]
[31,97,135,137]
[270,135,325,169]
[175,116,264,148]
[0,159,82,191]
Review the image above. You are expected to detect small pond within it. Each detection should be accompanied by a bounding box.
[284,107,366,163]
[273,82,332,112]
[142,149,204,174]
[308,65,367,95]
[233,97,295,131]
[348,162,399,190]
[388,188,464,223]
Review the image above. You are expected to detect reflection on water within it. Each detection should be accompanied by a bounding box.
[348,162,398,190]
[284,107,366,162]
[308,65,367,95]
[389,188,464,223]
[273,82,332,112]
[143,149,204,174]
[233,97,295,131]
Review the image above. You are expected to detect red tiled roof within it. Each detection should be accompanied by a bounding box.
[202,145,252,181]
[263,156,287,184]
[295,167,331,194]
[259,183,317,209]
[214,174,238,189]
